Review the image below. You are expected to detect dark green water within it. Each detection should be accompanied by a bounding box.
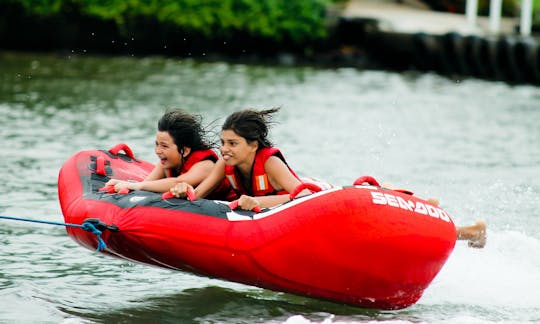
[1,51,539,323]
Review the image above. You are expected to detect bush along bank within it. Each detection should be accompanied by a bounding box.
[0,0,343,60]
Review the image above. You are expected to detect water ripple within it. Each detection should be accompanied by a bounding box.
[1,51,539,323]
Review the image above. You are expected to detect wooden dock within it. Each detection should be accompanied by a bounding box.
[342,0,519,35]
[336,0,539,84]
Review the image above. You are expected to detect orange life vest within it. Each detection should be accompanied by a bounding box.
[224,147,299,197]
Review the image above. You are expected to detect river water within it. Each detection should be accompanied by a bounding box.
[0,51,539,323]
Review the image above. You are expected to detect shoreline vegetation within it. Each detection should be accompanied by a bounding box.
[0,0,342,64]
[1,0,538,67]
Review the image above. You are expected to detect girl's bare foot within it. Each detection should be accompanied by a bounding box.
[426,197,439,206]
[457,220,487,248]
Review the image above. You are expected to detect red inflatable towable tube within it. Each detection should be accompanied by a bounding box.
[58,144,457,310]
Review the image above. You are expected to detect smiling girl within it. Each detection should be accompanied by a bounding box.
[169,107,307,210]
[106,110,232,199]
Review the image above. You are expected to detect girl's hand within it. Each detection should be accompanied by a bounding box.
[105,179,140,192]
[105,179,120,187]
[238,195,260,211]
[170,182,194,198]
[114,181,131,192]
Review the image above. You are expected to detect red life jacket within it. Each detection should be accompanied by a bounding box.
[165,149,235,200]
[224,147,299,197]
[164,149,218,178]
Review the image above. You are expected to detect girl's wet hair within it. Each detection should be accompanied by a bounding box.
[222,107,279,149]
[158,110,211,153]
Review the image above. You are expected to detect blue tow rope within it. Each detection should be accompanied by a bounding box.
[0,215,110,251]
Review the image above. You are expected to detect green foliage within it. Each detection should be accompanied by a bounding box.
[533,0,540,26]
[16,0,64,14]
[10,0,332,43]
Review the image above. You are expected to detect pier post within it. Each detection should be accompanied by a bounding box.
[466,0,478,29]
[489,0,503,34]
[520,0,533,36]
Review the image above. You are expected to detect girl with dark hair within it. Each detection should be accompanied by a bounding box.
[169,107,308,210]
[106,110,231,199]
[169,107,487,248]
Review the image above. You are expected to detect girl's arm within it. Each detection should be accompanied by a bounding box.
[108,160,214,193]
[265,156,303,193]
[193,159,226,198]
[169,158,226,199]
[143,163,166,181]
[238,156,303,210]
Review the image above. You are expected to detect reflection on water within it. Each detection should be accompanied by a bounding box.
[64,286,388,324]
[1,51,539,323]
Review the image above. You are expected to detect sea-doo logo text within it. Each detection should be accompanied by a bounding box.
[371,192,451,222]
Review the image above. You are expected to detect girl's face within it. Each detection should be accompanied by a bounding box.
[220,129,257,167]
[155,131,182,169]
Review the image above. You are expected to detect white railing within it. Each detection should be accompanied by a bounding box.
[520,0,533,35]
[466,0,534,36]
